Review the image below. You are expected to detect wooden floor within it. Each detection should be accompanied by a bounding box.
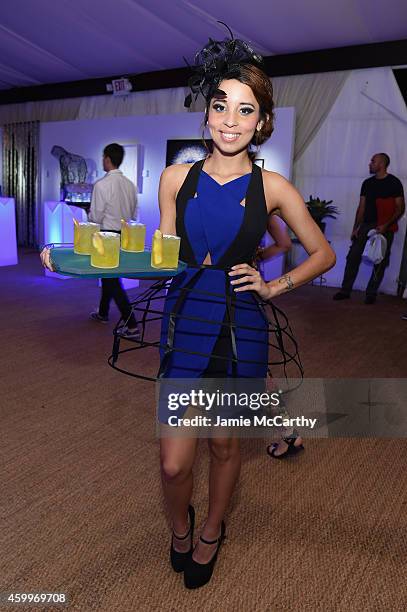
[1,250,406,611]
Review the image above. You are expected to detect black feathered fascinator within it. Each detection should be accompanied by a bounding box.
[184,22,264,108]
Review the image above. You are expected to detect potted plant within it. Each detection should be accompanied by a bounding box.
[306,196,339,233]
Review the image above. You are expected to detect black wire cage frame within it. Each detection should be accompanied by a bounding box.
[108,270,304,388]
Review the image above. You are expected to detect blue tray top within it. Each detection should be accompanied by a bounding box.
[50,247,187,278]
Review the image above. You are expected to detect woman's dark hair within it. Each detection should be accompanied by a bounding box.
[202,63,274,155]
[103,143,124,168]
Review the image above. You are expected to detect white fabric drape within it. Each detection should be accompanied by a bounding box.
[273,71,350,161]
[77,87,190,119]
[0,98,83,124]
[0,87,191,125]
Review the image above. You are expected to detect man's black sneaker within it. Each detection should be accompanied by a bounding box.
[90,310,109,323]
[117,326,141,339]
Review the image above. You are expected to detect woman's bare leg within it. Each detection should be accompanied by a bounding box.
[192,436,241,563]
[160,435,198,552]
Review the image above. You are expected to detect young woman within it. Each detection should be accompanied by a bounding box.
[41,33,335,590]
[156,37,335,589]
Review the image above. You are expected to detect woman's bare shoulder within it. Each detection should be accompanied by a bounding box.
[160,163,196,200]
[261,168,290,189]
[261,169,291,212]
[161,163,193,184]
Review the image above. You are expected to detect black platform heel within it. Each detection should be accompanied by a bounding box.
[184,521,226,589]
[266,429,304,459]
[170,505,195,573]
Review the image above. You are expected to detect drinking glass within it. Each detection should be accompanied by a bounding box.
[121,220,146,252]
[151,230,180,269]
[90,231,120,268]
[73,221,100,255]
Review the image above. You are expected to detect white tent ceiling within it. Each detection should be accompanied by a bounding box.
[0,0,407,90]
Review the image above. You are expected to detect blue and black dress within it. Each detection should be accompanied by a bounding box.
[159,158,285,381]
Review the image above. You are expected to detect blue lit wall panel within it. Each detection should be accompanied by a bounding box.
[44,201,87,245]
[0,197,18,266]
[43,201,88,280]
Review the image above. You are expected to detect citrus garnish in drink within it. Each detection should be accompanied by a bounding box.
[151,229,163,267]
[121,224,129,250]
[92,232,105,256]
[91,232,120,268]
[73,218,79,250]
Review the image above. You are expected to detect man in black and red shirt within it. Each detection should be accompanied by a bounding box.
[334,153,405,304]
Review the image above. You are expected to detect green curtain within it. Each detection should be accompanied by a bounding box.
[2,121,39,248]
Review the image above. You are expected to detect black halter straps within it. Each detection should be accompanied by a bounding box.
[175,159,268,267]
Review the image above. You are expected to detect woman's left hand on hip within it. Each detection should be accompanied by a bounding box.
[229,263,272,300]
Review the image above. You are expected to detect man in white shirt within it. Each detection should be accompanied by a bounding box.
[89,143,139,338]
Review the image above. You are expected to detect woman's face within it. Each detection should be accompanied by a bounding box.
[206,78,262,155]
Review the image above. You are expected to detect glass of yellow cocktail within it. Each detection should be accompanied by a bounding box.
[90,231,120,268]
[73,220,100,254]
[121,220,146,252]
[151,230,180,269]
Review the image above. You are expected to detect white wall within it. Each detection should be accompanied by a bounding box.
[39,108,295,248]
[295,67,407,295]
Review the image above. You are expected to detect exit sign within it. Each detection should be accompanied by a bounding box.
[111,78,132,96]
